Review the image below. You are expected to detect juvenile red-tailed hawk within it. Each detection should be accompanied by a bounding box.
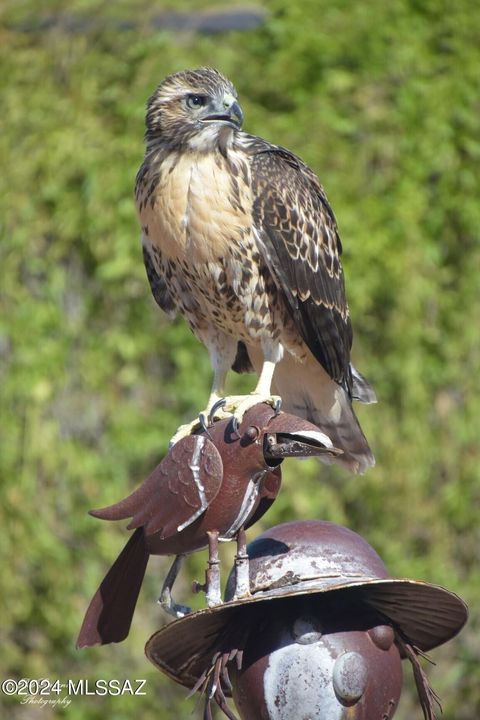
[135,67,376,473]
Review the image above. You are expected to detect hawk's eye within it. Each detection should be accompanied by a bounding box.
[186,94,208,109]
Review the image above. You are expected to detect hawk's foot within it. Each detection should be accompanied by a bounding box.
[222,393,282,432]
[169,418,203,447]
[169,399,234,447]
[199,397,233,431]
[169,395,281,445]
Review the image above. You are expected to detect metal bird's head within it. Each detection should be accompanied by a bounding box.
[146,67,243,148]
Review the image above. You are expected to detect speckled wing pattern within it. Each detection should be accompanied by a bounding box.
[250,143,353,392]
[90,435,224,538]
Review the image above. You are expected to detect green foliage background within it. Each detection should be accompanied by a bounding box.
[1,0,479,717]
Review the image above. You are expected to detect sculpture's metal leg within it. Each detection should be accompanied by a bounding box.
[205,530,221,607]
[233,527,250,600]
[193,531,222,607]
[159,554,192,618]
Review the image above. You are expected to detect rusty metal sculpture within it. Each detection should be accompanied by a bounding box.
[229,602,403,720]
[77,404,340,648]
[146,520,468,720]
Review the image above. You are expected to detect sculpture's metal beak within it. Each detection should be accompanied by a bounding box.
[263,429,343,461]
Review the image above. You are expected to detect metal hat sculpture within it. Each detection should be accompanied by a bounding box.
[77,404,340,648]
[146,520,468,720]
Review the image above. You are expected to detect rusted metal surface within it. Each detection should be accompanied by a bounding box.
[77,404,339,646]
[145,520,467,719]
[226,519,390,599]
[230,603,403,719]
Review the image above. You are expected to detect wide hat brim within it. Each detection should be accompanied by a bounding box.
[145,576,467,690]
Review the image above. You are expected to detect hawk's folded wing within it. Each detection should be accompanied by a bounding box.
[142,242,176,317]
[251,147,353,391]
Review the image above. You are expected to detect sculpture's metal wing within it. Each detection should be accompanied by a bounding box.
[91,435,223,538]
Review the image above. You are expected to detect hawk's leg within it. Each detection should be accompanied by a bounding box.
[159,554,192,618]
[198,363,235,428]
[169,337,236,446]
[222,359,282,431]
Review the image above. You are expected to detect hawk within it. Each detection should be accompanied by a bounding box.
[135,67,376,473]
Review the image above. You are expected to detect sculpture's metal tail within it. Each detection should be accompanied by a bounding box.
[76,528,149,647]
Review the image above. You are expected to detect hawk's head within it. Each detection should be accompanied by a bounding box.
[145,68,243,149]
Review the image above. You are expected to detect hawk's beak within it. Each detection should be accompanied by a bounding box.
[203,94,243,129]
[227,100,243,128]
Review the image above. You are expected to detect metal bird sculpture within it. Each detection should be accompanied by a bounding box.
[77,404,339,648]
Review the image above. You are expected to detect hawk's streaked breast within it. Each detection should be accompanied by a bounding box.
[136,145,287,345]
[138,148,252,266]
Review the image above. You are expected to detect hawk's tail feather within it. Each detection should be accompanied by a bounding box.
[351,364,377,404]
[298,390,375,474]
[260,350,375,474]
[231,341,254,374]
